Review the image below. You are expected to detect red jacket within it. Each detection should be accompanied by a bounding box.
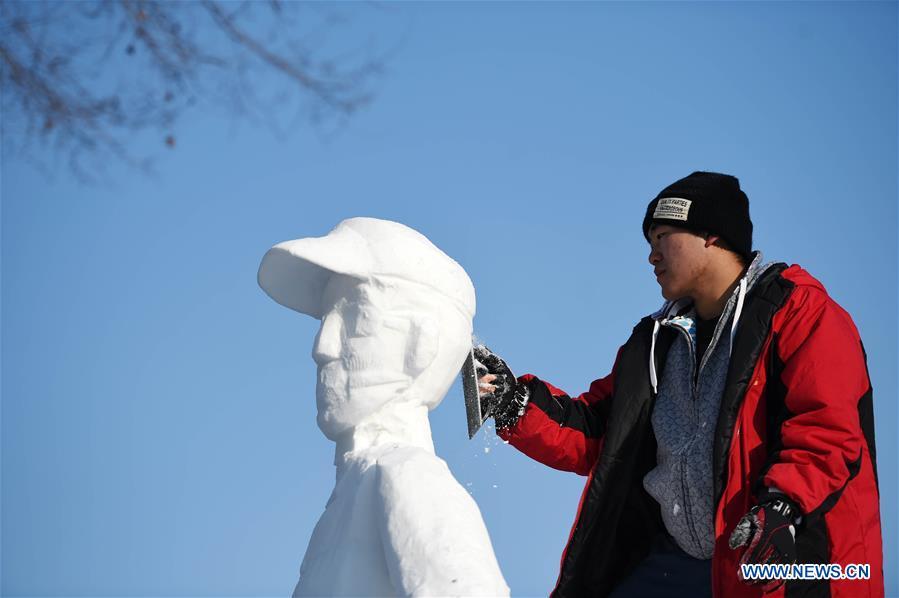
[498,264,883,597]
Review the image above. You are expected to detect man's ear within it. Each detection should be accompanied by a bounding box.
[704,234,721,248]
[406,316,439,375]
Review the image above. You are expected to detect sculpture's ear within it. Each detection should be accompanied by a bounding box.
[407,316,439,375]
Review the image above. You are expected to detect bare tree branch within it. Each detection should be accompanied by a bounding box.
[201,0,375,115]
[0,0,390,183]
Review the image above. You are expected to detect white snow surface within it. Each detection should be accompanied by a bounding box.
[259,218,509,597]
[296,443,509,597]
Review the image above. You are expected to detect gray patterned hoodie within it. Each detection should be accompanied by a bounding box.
[642,251,775,559]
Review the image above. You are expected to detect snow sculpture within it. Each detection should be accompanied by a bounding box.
[258,217,509,597]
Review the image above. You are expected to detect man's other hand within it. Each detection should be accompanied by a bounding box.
[729,494,799,593]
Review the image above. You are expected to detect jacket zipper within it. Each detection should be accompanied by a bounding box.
[680,459,703,550]
[662,319,705,551]
[664,322,700,401]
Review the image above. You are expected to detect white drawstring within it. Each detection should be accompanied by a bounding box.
[648,299,686,395]
[649,320,661,395]
[729,277,748,357]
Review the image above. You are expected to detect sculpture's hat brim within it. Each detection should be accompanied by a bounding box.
[257,223,371,319]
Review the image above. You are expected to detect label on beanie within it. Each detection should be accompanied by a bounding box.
[654,197,692,221]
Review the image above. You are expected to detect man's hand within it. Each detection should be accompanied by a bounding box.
[729,494,799,593]
[473,345,529,429]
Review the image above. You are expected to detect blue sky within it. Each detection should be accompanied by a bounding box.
[3,2,896,596]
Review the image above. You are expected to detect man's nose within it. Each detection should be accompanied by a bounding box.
[648,246,662,265]
[312,313,342,364]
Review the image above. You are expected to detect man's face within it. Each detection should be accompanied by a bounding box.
[312,274,435,440]
[647,223,711,302]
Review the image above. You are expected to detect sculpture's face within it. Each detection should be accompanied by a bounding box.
[312,274,438,439]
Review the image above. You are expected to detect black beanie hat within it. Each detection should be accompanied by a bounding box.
[642,171,753,259]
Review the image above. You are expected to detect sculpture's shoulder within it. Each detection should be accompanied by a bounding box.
[374,446,470,518]
[373,446,510,597]
[374,446,476,515]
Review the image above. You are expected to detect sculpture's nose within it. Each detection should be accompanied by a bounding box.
[312,312,342,364]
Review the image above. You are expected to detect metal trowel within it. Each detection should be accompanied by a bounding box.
[461,346,495,439]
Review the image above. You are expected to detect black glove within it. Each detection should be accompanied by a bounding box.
[729,493,799,592]
[472,344,530,429]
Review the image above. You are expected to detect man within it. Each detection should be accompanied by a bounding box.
[476,172,883,597]
[259,217,509,597]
